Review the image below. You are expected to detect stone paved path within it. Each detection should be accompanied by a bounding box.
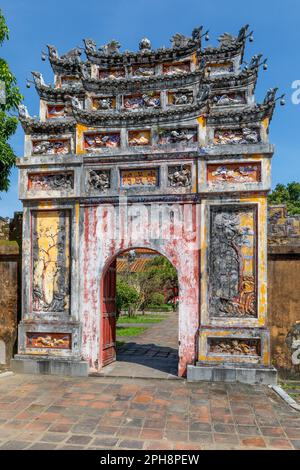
[100,313,179,379]
[0,373,299,450]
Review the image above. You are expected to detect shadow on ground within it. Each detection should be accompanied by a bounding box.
[117,342,178,375]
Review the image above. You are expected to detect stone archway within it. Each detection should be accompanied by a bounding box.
[99,246,180,376]
[80,203,200,377]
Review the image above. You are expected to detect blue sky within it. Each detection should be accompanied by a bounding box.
[0,0,299,217]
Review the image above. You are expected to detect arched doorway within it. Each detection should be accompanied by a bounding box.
[100,247,179,377]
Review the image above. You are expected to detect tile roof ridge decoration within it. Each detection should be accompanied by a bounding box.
[83,26,203,64]
[18,105,76,133]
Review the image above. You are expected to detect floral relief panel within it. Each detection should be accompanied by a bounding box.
[32,210,71,313]
[209,205,257,318]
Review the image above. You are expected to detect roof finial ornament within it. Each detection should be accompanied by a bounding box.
[31,71,45,87]
[192,26,203,42]
[263,87,279,106]
[18,104,30,120]
[84,38,97,54]
[237,24,250,43]
[99,40,121,55]
[47,45,59,60]
[171,33,189,48]
[139,37,152,52]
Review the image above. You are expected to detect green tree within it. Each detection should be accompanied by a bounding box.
[0,10,22,191]
[116,279,140,318]
[268,182,300,215]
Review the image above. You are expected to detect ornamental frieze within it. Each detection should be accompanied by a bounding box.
[84,132,120,150]
[123,93,161,111]
[158,128,197,145]
[29,173,73,191]
[214,128,260,145]
[163,61,191,75]
[208,338,260,356]
[206,62,234,76]
[32,139,71,155]
[46,104,66,119]
[168,90,194,106]
[168,165,192,187]
[213,92,246,106]
[26,332,71,349]
[209,205,257,318]
[87,170,110,191]
[92,96,116,110]
[128,130,151,146]
[207,163,261,184]
[99,68,125,79]
[132,65,155,77]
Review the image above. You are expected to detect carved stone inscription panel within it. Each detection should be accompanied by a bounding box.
[32,210,71,313]
[209,205,257,318]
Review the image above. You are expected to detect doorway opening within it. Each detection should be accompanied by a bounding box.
[100,248,179,378]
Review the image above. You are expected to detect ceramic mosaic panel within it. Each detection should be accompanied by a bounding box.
[208,338,260,356]
[213,92,246,106]
[92,97,116,110]
[32,139,71,155]
[214,128,260,145]
[209,205,257,318]
[207,163,261,184]
[28,173,74,191]
[47,104,66,119]
[132,65,155,77]
[128,130,151,146]
[163,61,190,75]
[84,132,120,149]
[206,62,234,76]
[26,332,71,349]
[168,90,194,105]
[158,128,197,145]
[123,93,161,111]
[99,68,125,79]
[32,210,71,313]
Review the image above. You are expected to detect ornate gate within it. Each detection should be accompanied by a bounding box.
[12,24,281,383]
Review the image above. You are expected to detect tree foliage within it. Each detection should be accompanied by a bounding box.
[268,182,300,215]
[117,255,178,315]
[0,9,23,191]
[116,279,140,317]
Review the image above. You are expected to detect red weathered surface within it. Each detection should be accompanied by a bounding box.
[81,203,200,376]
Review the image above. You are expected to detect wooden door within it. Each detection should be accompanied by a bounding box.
[100,259,117,367]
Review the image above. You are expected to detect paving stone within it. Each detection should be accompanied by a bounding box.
[118,438,144,449]
[66,434,93,445]
[92,436,119,447]
[240,437,267,448]
[0,440,30,450]
[41,432,68,443]
[28,442,58,450]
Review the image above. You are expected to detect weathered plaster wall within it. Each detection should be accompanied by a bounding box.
[80,202,200,376]
[0,213,22,366]
[268,205,300,378]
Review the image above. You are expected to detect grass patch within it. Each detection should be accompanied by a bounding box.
[118,315,166,324]
[116,340,125,347]
[116,326,147,337]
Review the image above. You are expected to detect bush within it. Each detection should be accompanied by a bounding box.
[149,292,165,306]
[116,279,140,317]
